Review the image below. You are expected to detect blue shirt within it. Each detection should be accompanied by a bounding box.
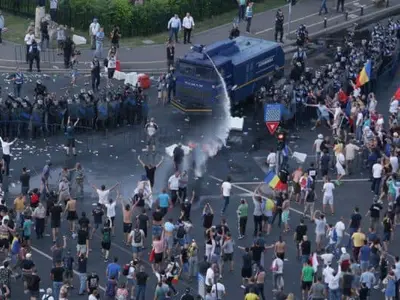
[96,31,105,42]
[14,72,24,85]
[106,263,121,279]
[158,193,170,208]
[359,245,371,261]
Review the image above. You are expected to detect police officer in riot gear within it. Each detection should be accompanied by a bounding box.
[34,80,47,98]
[296,24,308,47]
[85,92,96,129]
[47,97,63,135]
[63,36,75,69]
[20,97,32,139]
[292,47,307,73]
[274,9,284,43]
[91,57,101,91]
[28,39,41,72]
[10,99,21,138]
[0,95,11,137]
[96,94,108,131]
[31,97,45,138]
[124,87,136,125]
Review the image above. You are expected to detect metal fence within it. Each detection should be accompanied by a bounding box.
[14,45,56,66]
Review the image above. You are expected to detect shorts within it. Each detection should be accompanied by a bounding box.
[67,211,78,221]
[94,222,101,229]
[182,262,189,273]
[51,219,61,228]
[223,253,233,261]
[154,252,163,264]
[383,231,391,242]
[321,168,328,177]
[29,290,40,298]
[147,135,156,146]
[64,269,73,279]
[66,138,75,148]
[108,68,115,79]
[23,235,31,241]
[177,238,185,247]
[343,287,352,297]
[101,242,111,250]
[132,246,142,253]
[77,244,87,254]
[302,281,312,290]
[323,194,333,205]
[262,215,272,224]
[110,217,115,226]
[316,233,324,244]
[294,182,301,194]
[0,239,9,249]
[241,267,252,278]
[123,223,132,233]
[165,235,174,249]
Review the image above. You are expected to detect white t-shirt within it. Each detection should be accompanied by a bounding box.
[88,295,97,300]
[323,182,335,197]
[221,181,232,197]
[314,138,323,153]
[335,221,345,237]
[105,202,116,218]
[97,189,110,205]
[372,163,383,178]
[356,112,364,126]
[337,153,345,165]
[211,282,226,298]
[205,268,215,286]
[127,266,135,279]
[107,57,117,69]
[390,156,399,173]
[390,99,399,114]
[267,152,277,167]
[50,0,58,9]
[42,294,55,300]
[315,218,327,235]
[320,253,334,266]
[272,258,284,274]
[322,266,334,284]
[168,175,179,191]
[129,229,145,247]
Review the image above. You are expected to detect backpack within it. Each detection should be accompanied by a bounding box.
[134,229,142,244]
[176,225,185,239]
[122,264,129,276]
[103,228,111,243]
[105,280,116,297]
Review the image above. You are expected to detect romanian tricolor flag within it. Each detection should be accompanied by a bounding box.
[355,60,371,88]
[394,87,400,100]
[264,170,284,190]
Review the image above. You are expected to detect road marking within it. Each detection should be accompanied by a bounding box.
[348,14,358,19]
[231,178,369,185]
[288,4,375,34]
[30,246,106,292]
[209,175,396,260]
[254,0,360,35]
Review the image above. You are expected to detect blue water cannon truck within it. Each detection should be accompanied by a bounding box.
[171,36,285,115]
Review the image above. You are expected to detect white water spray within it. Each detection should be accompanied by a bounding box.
[192,53,233,177]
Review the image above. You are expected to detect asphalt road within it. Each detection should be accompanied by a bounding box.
[0,0,395,73]
[0,59,398,300]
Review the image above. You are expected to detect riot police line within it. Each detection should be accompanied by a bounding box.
[257,20,400,127]
[0,79,156,140]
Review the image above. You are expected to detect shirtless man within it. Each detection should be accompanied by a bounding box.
[64,197,78,233]
[121,202,134,245]
[274,236,286,261]
[58,177,70,205]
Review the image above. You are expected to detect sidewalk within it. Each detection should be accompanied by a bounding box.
[0,0,396,73]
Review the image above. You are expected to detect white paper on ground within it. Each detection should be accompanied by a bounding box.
[165,144,192,158]
[72,34,87,45]
[292,151,307,164]
[113,70,126,81]
[124,72,139,86]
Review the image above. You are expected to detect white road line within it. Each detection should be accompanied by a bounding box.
[254,0,360,35]
[288,4,375,34]
[30,246,106,292]
[209,175,395,260]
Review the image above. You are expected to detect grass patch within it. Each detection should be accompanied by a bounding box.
[3,0,283,47]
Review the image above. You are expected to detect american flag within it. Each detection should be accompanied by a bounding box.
[264,104,281,122]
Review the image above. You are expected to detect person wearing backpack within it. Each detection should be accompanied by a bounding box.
[104,275,117,300]
[165,256,179,296]
[42,288,55,300]
[128,225,145,261]
[101,220,112,262]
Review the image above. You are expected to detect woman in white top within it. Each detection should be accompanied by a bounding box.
[106,52,117,87]
[105,198,117,236]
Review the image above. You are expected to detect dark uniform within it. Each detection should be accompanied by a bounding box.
[274,10,284,43]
